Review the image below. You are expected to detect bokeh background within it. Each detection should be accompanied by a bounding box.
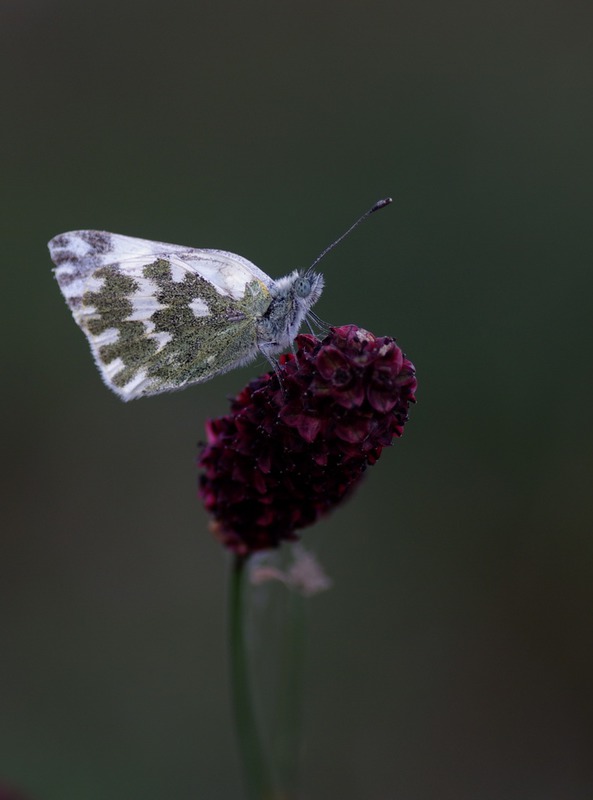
[2,1,593,798]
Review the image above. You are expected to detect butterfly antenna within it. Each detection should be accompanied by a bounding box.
[305,197,393,275]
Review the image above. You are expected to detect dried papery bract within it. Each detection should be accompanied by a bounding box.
[250,544,333,597]
[199,325,417,554]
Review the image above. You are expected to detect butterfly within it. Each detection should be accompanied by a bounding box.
[48,199,390,401]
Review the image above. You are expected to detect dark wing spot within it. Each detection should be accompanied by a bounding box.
[52,249,79,267]
[55,267,78,285]
[80,231,112,254]
[226,310,247,322]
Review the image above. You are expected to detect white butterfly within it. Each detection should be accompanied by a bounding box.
[48,230,324,400]
[48,199,391,401]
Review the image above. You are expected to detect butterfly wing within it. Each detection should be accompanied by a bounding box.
[49,230,273,400]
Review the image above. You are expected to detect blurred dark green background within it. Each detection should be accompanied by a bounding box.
[2,1,593,798]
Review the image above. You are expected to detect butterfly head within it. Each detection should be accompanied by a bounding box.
[294,270,324,305]
[257,269,324,353]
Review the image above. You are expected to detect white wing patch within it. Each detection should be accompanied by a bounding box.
[93,327,120,347]
[189,297,210,318]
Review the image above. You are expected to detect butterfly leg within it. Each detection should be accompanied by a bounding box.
[258,343,286,390]
[306,310,330,336]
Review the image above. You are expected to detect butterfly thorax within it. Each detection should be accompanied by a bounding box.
[256,270,324,354]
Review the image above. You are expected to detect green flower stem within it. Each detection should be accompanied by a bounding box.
[229,554,276,800]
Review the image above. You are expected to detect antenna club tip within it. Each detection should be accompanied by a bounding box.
[371,197,393,213]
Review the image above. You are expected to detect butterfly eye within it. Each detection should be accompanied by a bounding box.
[295,276,311,298]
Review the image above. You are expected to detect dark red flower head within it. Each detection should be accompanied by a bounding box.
[199,325,417,555]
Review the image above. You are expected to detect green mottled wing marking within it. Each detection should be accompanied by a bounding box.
[82,258,271,397]
[85,267,159,388]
